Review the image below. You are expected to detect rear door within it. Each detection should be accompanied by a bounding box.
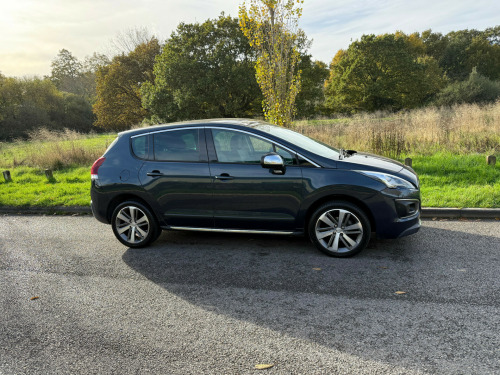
[138,127,213,227]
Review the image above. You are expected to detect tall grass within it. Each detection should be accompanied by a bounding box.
[0,128,115,170]
[1,103,498,169]
[293,102,500,158]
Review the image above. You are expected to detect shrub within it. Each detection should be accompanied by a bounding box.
[434,69,500,106]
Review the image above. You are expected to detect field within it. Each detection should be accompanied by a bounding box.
[0,103,499,208]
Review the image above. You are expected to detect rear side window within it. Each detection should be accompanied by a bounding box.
[131,135,149,159]
[153,129,203,162]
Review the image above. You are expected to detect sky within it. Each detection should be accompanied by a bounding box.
[1,0,499,77]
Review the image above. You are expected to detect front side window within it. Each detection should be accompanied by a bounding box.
[153,129,203,162]
[275,145,295,165]
[212,129,295,165]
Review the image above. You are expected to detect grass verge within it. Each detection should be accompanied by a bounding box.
[0,167,90,207]
[403,153,499,208]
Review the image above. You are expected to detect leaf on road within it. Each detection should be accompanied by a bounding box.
[312,268,321,271]
[395,291,406,295]
[30,296,39,300]
[255,364,274,370]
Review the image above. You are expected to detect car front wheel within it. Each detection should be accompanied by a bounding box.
[111,201,159,248]
[309,201,371,257]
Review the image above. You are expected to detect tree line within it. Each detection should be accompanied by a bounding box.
[1,13,499,139]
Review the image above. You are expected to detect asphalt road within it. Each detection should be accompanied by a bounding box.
[1,215,499,375]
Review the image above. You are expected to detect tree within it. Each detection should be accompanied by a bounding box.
[110,27,156,55]
[93,38,160,130]
[421,28,500,81]
[0,77,93,140]
[142,15,262,122]
[50,49,84,95]
[50,49,109,102]
[239,0,304,126]
[295,56,329,118]
[325,34,445,113]
[81,53,111,103]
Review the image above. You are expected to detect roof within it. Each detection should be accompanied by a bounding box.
[118,118,269,137]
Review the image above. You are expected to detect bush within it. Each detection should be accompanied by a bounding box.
[0,77,94,140]
[434,69,500,106]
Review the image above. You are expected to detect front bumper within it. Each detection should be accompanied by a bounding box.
[397,219,421,238]
[372,188,421,239]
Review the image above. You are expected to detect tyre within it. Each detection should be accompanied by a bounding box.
[111,201,159,248]
[308,201,371,257]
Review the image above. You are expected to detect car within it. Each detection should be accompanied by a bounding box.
[90,118,421,257]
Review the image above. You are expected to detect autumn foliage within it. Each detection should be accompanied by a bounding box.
[239,0,304,126]
[93,39,160,130]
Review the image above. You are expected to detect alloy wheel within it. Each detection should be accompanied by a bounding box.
[115,205,151,245]
[314,209,364,254]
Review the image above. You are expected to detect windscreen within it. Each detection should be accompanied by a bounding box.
[254,124,340,159]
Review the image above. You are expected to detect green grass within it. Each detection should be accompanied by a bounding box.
[0,131,115,208]
[0,167,91,207]
[404,152,499,208]
[0,134,498,209]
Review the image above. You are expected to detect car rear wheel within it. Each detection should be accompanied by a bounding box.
[111,201,159,248]
[309,201,371,257]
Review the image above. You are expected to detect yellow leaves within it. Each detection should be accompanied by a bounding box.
[255,364,274,370]
[395,291,407,295]
[30,296,39,300]
[239,0,303,127]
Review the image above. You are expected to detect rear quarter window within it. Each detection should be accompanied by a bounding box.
[131,135,149,159]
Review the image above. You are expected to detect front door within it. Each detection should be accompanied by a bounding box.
[208,128,304,231]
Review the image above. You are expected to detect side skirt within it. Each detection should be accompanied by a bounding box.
[162,226,303,236]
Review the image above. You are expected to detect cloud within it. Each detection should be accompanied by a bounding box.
[1,0,499,76]
[302,0,500,63]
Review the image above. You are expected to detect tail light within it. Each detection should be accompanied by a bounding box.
[91,157,106,180]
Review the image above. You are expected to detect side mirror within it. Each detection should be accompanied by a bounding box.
[261,153,285,173]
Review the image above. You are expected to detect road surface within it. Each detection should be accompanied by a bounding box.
[1,215,499,374]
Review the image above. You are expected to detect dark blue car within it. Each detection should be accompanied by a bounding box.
[91,119,420,257]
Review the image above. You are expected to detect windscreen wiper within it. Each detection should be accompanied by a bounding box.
[339,149,357,159]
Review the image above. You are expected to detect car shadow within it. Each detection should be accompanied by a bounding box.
[122,221,500,373]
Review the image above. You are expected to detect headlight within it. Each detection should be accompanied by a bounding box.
[357,171,415,189]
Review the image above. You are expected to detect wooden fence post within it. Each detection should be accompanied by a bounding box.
[486,155,496,166]
[2,170,12,182]
[45,169,53,180]
[44,169,55,182]
[404,158,413,168]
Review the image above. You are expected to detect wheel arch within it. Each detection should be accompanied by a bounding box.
[106,194,159,225]
[304,194,376,235]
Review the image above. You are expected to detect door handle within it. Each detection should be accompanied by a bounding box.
[147,170,165,177]
[214,173,234,181]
